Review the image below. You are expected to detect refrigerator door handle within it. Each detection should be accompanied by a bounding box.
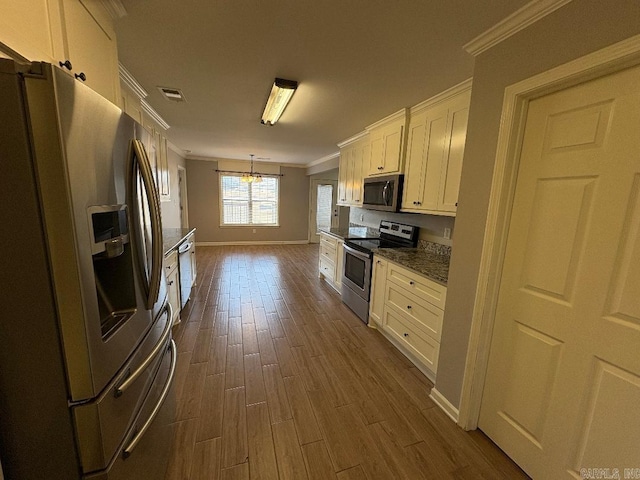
[130,139,163,309]
[122,338,177,459]
[114,302,173,397]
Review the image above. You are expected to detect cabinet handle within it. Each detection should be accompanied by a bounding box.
[59,60,73,70]
[455,202,458,206]
[403,332,409,337]
[377,166,383,170]
[376,260,381,264]
[409,281,414,286]
[416,201,421,205]
[407,305,412,310]
[168,280,174,286]
[75,72,87,82]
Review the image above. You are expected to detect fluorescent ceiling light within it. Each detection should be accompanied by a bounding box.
[261,78,298,126]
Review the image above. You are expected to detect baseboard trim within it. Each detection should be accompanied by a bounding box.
[196,240,309,246]
[429,388,460,423]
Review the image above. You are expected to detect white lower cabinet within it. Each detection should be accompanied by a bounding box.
[368,256,387,326]
[164,250,181,326]
[369,254,446,381]
[318,232,343,293]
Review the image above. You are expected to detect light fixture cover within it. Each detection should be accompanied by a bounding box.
[261,78,298,125]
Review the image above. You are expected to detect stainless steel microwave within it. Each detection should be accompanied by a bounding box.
[362,174,404,212]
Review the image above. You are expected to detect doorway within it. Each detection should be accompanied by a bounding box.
[476,58,640,478]
[309,179,337,243]
[177,166,188,229]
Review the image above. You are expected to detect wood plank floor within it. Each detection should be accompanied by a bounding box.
[166,244,529,480]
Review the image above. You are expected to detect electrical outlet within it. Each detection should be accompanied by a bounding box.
[252,229,256,234]
[360,214,365,222]
[443,227,451,239]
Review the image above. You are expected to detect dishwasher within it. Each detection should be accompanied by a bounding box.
[178,239,194,309]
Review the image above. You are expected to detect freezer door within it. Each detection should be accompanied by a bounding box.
[84,337,177,480]
[23,63,166,400]
[73,303,173,474]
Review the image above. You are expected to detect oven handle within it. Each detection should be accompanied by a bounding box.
[343,243,372,262]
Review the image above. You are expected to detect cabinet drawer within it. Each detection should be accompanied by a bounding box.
[320,234,338,250]
[386,263,446,309]
[319,257,336,280]
[385,282,443,342]
[320,244,337,263]
[164,250,178,275]
[384,309,439,374]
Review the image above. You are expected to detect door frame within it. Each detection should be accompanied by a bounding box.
[177,165,189,229]
[458,34,640,430]
[308,178,338,243]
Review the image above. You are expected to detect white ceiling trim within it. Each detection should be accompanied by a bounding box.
[337,130,369,149]
[119,63,147,99]
[411,78,473,115]
[463,0,573,57]
[100,0,127,20]
[141,99,170,130]
[306,151,340,168]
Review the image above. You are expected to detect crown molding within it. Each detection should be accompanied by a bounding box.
[167,141,184,156]
[366,107,408,131]
[306,151,340,168]
[410,78,473,115]
[100,0,127,20]
[119,63,147,100]
[337,130,369,148]
[463,0,573,57]
[141,99,170,130]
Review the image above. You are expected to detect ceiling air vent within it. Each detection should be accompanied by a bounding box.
[158,86,186,102]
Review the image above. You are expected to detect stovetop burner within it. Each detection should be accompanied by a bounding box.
[344,220,419,255]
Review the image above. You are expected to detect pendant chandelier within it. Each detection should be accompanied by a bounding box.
[241,154,263,183]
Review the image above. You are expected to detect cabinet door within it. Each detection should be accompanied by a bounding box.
[166,267,181,325]
[438,93,470,213]
[381,122,403,174]
[368,131,385,175]
[351,142,367,205]
[0,0,64,63]
[337,149,350,205]
[402,111,428,210]
[420,104,449,211]
[60,0,120,103]
[335,241,344,288]
[369,256,387,326]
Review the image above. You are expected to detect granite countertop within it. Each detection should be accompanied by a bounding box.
[163,227,196,255]
[373,246,450,286]
[319,226,380,240]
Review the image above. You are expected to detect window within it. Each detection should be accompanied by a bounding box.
[220,174,279,226]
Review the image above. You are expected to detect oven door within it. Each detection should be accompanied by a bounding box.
[342,244,372,300]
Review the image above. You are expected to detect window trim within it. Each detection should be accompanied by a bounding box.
[218,173,280,227]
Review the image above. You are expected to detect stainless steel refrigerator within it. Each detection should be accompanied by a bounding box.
[0,60,176,479]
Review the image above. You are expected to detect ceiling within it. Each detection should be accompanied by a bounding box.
[115,0,530,165]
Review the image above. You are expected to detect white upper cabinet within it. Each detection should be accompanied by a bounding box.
[0,0,121,104]
[337,132,369,207]
[401,81,471,216]
[366,109,408,176]
[0,0,65,63]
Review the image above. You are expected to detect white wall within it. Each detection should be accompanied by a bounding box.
[435,0,640,408]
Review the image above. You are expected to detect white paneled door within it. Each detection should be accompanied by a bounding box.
[479,64,640,479]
